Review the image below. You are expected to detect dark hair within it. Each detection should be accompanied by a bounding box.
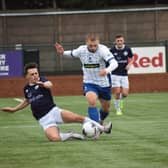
[24,62,38,75]
[115,34,124,39]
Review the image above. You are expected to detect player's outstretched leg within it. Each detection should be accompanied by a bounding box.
[45,127,84,142]
[84,117,112,134]
[68,132,85,140]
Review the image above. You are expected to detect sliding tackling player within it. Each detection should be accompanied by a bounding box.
[0,63,112,142]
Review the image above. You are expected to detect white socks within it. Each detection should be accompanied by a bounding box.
[114,99,120,111]
[84,117,104,132]
[60,132,73,141]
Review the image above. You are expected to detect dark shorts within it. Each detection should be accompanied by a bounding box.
[83,83,112,100]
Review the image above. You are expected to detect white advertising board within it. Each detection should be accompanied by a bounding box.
[129,46,166,74]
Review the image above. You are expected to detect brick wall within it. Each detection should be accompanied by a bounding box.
[0,73,168,98]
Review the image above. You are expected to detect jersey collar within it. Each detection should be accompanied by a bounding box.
[115,44,125,50]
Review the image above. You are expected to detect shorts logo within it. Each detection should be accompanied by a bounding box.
[84,86,87,91]
[27,92,32,98]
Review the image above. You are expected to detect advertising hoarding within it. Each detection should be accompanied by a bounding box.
[0,51,23,78]
[129,46,166,74]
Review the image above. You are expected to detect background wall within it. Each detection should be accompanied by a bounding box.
[0,73,168,98]
[0,9,168,97]
[1,9,168,74]
[0,10,168,45]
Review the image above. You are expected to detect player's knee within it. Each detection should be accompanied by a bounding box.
[115,93,121,99]
[86,93,97,106]
[87,97,97,106]
[102,108,110,113]
[88,101,96,106]
[72,115,84,123]
[122,93,128,98]
[46,134,61,142]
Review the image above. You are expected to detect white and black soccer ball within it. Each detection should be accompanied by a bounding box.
[82,122,100,138]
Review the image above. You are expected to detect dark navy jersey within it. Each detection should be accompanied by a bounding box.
[110,45,133,76]
[24,77,56,120]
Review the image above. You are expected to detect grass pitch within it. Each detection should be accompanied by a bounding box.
[0,93,168,168]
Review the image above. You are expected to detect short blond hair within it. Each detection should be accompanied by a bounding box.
[85,34,99,42]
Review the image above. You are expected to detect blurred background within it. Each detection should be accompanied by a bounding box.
[0,0,168,75]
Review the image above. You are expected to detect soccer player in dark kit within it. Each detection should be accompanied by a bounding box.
[0,63,112,141]
[110,35,134,115]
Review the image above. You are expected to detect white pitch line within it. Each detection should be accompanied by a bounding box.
[14,98,23,102]
[0,123,80,129]
[0,125,38,129]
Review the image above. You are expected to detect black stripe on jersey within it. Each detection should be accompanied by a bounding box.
[107,57,114,62]
[71,50,74,57]
[84,64,100,68]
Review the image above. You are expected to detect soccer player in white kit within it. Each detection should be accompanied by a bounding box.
[55,34,118,124]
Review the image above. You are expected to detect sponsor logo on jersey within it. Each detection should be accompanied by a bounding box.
[35,85,39,90]
[84,64,100,68]
[123,51,128,56]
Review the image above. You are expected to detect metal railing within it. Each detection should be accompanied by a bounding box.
[0,6,168,17]
[0,40,168,76]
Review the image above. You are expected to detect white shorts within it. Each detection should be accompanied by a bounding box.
[111,75,129,88]
[38,106,63,130]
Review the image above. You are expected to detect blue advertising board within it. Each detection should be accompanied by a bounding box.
[0,51,23,78]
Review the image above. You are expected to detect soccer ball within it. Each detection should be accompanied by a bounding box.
[82,122,100,138]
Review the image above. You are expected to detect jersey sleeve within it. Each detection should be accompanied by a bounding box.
[102,45,115,62]
[70,46,83,58]
[109,47,113,53]
[128,47,134,58]
[23,85,28,99]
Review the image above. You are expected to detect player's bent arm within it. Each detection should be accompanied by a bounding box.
[56,44,81,58]
[105,58,118,73]
[63,47,81,58]
[100,59,118,76]
[0,99,29,113]
[55,43,64,55]
[36,81,53,89]
[55,42,74,58]
[126,57,134,70]
[43,81,53,89]
[63,50,74,58]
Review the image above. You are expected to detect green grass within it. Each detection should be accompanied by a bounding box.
[0,93,168,168]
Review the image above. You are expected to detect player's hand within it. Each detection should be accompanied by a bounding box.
[0,107,15,112]
[125,64,131,70]
[55,43,64,55]
[36,81,53,89]
[35,81,45,87]
[99,69,108,76]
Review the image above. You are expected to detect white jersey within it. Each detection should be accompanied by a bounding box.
[70,44,115,87]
